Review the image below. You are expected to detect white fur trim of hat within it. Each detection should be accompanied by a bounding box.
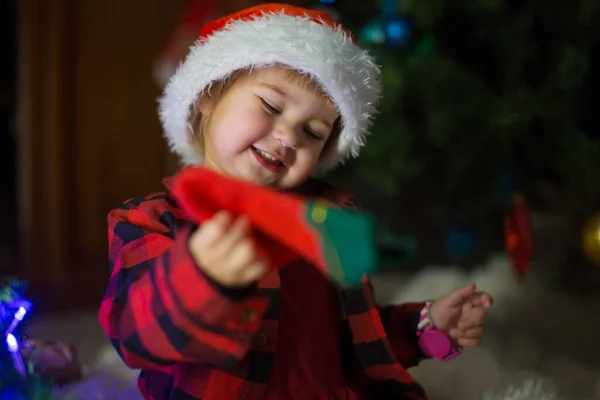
[158,3,381,170]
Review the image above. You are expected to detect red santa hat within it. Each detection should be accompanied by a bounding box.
[159,3,381,170]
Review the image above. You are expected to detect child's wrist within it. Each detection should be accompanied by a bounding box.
[416,301,462,361]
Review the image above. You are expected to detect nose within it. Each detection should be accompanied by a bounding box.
[272,125,299,149]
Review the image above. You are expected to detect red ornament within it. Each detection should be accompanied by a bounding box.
[504,194,533,279]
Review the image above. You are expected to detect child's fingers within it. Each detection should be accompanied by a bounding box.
[211,210,232,227]
[216,215,250,254]
[457,337,481,348]
[448,328,462,339]
[226,239,256,270]
[469,292,494,309]
[457,307,487,330]
[444,283,476,307]
[240,260,269,284]
[191,211,231,249]
[481,293,493,308]
[449,327,482,340]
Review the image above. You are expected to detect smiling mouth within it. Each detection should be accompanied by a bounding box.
[250,146,284,167]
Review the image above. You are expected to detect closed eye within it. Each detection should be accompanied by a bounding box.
[259,96,325,141]
[304,128,324,141]
[259,97,280,115]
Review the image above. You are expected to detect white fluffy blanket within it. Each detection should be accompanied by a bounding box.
[391,256,600,400]
[54,256,599,399]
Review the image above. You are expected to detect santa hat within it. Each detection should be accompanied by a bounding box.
[159,3,381,170]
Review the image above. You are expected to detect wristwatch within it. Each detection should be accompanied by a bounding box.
[416,301,462,361]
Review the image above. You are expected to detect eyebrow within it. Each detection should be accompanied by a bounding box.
[258,84,334,130]
[259,83,287,97]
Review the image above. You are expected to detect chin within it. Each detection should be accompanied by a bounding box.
[238,169,278,187]
[268,176,304,191]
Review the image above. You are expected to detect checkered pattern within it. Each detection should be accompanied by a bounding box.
[98,179,428,399]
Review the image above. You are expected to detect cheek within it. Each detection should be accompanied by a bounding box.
[210,106,271,152]
[294,145,324,171]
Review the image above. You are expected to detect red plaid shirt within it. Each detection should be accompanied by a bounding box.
[99,178,428,399]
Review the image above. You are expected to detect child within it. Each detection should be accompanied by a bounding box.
[99,4,493,399]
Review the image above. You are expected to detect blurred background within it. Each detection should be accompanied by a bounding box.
[2,0,600,310]
[2,0,600,398]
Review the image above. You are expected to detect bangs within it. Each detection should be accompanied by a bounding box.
[282,68,336,108]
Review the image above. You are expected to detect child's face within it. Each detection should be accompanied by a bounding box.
[198,66,339,190]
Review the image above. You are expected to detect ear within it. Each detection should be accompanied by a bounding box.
[195,93,213,115]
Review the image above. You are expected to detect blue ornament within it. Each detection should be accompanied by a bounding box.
[375,0,413,49]
[359,15,412,49]
[444,227,477,259]
[359,20,386,44]
[319,0,335,4]
[384,16,412,48]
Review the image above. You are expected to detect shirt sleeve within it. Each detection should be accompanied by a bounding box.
[98,195,269,370]
[336,191,429,368]
[378,302,429,368]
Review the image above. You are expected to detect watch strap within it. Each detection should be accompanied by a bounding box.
[416,300,463,361]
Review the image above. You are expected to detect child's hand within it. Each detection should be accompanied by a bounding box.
[189,211,269,288]
[429,284,493,348]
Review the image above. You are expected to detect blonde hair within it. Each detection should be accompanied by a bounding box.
[188,67,341,158]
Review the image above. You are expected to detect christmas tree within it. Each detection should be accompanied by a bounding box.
[318,0,600,267]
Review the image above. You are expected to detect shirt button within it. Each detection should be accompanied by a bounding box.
[252,332,268,348]
[239,309,257,324]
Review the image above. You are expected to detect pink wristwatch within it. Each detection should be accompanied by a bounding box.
[416,301,462,361]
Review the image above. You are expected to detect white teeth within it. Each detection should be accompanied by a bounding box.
[257,149,278,163]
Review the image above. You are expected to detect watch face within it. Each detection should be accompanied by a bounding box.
[418,330,451,359]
